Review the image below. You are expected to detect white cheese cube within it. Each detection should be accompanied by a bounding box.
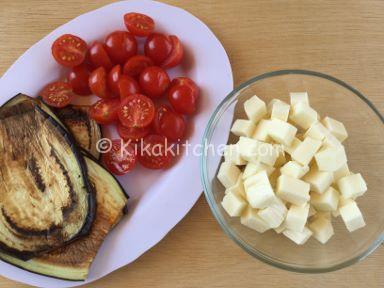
[221,191,247,217]
[285,203,310,232]
[337,173,367,199]
[289,92,309,106]
[315,145,347,172]
[269,99,290,121]
[310,187,339,212]
[258,197,287,228]
[252,119,272,142]
[276,174,310,206]
[291,137,322,166]
[237,136,259,163]
[245,171,275,209]
[304,122,329,141]
[231,119,256,137]
[274,145,286,167]
[241,206,270,233]
[333,163,350,182]
[225,174,246,198]
[309,216,334,244]
[268,119,297,146]
[323,132,342,147]
[244,95,267,124]
[244,170,270,189]
[283,137,302,155]
[223,144,246,165]
[274,221,286,234]
[339,201,366,232]
[283,226,312,245]
[332,196,353,217]
[303,168,333,194]
[218,162,241,189]
[242,162,275,179]
[289,102,318,130]
[257,141,278,166]
[322,116,348,142]
[280,161,309,179]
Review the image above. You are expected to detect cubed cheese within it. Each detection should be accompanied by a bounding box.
[217,162,241,189]
[285,203,310,232]
[339,201,366,232]
[241,206,270,233]
[323,132,342,147]
[280,161,310,179]
[310,186,339,212]
[322,116,348,142]
[274,145,287,167]
[337,173,367,199]
[304,122,329,141]
[225,173,246,198]
[333,163,350,182]
[276,174,310,206]
[309,216,334,244]
[244,170,271,189]
[242,162,275,179]
[269,99,290,121]
[245,171,276,209]
[237,136,259,163]
[252,119,272,142]
[268,119,297,146]
[283,226,312,245]
[274,221,286,234]
[231,119,256,137]
[283,137,302,155]
[257,141,278,166]
[258,197,287,228]
[291,137,322,166]
[303,168,333,194]
[315,145,347,172]
[289,102,318,130]
[223,144,246,165]
[244,95,267,124]
[289,92,309,106]
[332,196,353,217]
[221,191,247,217]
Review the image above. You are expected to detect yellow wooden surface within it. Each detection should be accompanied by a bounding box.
[0,0,383,287]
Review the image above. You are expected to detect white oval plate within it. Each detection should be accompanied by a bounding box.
[0,0,233,287]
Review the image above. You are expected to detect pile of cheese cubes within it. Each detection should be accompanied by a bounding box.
[219,92,367,245]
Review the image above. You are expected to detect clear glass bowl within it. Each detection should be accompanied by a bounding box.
[200,70,384,273]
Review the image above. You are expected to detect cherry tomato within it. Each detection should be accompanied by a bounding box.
[105,31,137,64]
[68,64,91,96]
[144,33,172,65]
[118,75,141,99]
[89,67,112,98]
[158,110,186,142]
[139,66,170,98]
[117,121,150,142]
[118,94,155,128]
[89,98,120,125]
[89,41,113,70]
[162,35,184,69]
[167,84,197,115]
[124,12,155,37]
[138,134,173,169]
[153,104,172,134]
[103,139,137,175]
[108,65,122,96]
[123,55,154,77]
[171,77,199,100]
[41,81,73,108]
[52,34,87,67]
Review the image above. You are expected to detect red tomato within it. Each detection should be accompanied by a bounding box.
[89,67,112,98]
[117,121,150,141]
[123,55,154,77]
[144,33,172,65]
[107,65,122,96]
[167,84,197,115]
[103,139,137,175]
[171,77,199,100]
[138,135,173,169]
[68,64,91,96]
[118,94,155,128]
[105,31,137,64]
[118,75,141,99]
[153,104,172,134]
[89,41,113,70]
[52,34,87,67]
[41,81,73,108]
[124,12,155,37]
[162,35,184,69]
[89,98,120,124]
[139,66,170,98]
[158,110,186,142]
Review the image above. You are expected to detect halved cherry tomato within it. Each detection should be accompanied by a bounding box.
[158,110,186,142]
[117,121,150,142]
[89,41,113,70]
[103,139,137,175]
[89,98,120,125]
[108,65,122,96]
[41,81,73,108]
[105,31,137,64]
[124,12,155,37]
[171,77,199,100]
[162,35,184,69]
[118,75,141,99]
[167,84,197,115]
[118,94,155,128]
[52,34,88,67]
[139,66,170,98]
[68,64,91,96]
[144,33,172,65]
[138,134,173,169]
[89,67,112,98]
[123,55,154,77]
[153,104,172,134]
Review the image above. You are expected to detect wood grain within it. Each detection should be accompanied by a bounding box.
[0,0,383,287]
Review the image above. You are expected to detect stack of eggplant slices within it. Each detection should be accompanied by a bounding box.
[0,94,128,280]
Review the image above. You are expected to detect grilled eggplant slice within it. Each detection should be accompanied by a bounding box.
[0,97,95,259]
[0,156,128,281]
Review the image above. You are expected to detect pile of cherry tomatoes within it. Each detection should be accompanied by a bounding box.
[41,12,199,174]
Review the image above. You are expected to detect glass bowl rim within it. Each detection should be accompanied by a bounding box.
[200,69,384,273]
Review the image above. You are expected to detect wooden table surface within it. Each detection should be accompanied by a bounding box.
[0,0,383,287]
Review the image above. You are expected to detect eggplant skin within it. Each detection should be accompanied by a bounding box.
[0,95,96,260]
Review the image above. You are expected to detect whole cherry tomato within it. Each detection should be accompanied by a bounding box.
[167,84,197,115]
[89,98,120,125]
[171,77,199,100]
[108,65,122,96]
[139,66,170,98]
[52,34,87,67]
[144,33,172,65]
[158,109,186,142]
[89,41,113,70]
[118,75,141,99]
[68,64,91,96]
[105,31,137,64]
[124,12,155,37]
